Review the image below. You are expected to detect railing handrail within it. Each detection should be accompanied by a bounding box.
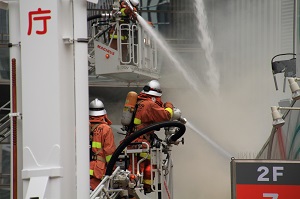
[0,101,11,144]
[0,128,11,143]
[0,119,10,133]
[0,101,11,193]
[0,173,10,177]
[0,101,10,111]
[0,114,10,124]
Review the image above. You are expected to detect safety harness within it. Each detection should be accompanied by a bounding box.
[90,124,106,163]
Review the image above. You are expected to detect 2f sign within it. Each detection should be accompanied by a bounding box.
[257,166,284,182]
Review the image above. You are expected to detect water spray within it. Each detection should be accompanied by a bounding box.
[194,0,220,95]
[124,0,136,13]
[187,121,233,159]
[136,14,203,94]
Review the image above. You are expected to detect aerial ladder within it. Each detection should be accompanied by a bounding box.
[87,2,185,197]
[90,108,187,199]
[88,0,160,84]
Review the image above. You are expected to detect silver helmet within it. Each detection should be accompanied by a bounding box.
[89,98,107,116]
[142,80,162,97]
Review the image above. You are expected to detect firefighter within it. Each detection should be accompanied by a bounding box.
[109,0,139,61]
[89,98,116,191]
[128,79,174,194]
[123,0,139,21]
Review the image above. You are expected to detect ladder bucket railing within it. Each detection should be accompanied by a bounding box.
[88,13,160,82]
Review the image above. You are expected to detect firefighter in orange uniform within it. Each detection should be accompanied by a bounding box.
[129,80,174,194]
[109,0,139,61]
[89,98,116,191]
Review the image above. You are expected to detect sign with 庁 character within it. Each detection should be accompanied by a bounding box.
[231,159,300,199]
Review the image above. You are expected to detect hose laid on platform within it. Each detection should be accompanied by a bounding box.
[105,121,186,175]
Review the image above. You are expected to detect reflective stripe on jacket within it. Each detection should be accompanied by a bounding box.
[109,34,128,40]
[89,115,116,179]
[134,97,172,132]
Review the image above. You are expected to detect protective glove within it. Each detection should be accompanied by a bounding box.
[164,102,173,110]
[120,2,126,8]
[130,10,137,21]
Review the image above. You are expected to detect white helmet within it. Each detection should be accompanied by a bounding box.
[89,98,107,116]
[142,80,162,97]
[129,0,139,6]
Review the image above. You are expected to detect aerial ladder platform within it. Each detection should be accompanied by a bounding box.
[88,0,160,84]
[90,108,187,199]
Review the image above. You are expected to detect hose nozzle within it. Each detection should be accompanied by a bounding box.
[124,0,135,12]
[172,107,187,124]
[178,117,187,124]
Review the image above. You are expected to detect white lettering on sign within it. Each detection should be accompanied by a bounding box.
[263,193,278,199]
[257,166,284,182]
[257,166,269,181]
[273,167,284,181]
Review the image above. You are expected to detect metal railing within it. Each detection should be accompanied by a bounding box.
[87,12,160,82]
[0,101,10,194]
[0,173,10,188]
[0,33,9,45]
[0,101,10,144]
[256,100,300,160]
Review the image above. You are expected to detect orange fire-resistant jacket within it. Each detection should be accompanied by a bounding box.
[127,92,173,186]
[131,92,173,158]
[133,93,173,133]
[89,115,116,190]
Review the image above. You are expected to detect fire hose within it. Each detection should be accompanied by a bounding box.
[105,121,186,175]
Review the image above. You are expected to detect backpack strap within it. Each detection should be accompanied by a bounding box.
[90,123,100,132]
[127,100,142,134]
[90,124,105,162]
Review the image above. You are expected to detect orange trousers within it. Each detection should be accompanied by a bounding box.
[128,156,155,186]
